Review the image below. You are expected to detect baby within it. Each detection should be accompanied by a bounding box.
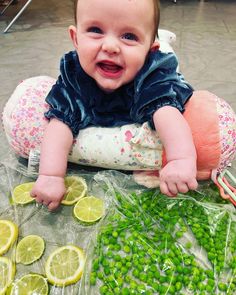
[31,0,198,210]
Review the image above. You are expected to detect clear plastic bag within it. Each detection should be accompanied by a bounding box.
[1,152,236,295]
[81,172,236,295]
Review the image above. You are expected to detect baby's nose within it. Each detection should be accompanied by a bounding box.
[102,36,120,54]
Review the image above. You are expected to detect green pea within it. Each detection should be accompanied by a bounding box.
[176,265,183,274]
[126,261,132,268]
[116,277,124,287]
[121,266,129,275]
[114,287,120,295]
[103,238,110,245]
[159,285,168,294]
[99,285,109,294]
[183,276,190,285]
[106,250,113,258]
[103,267,110,275]
[101,259,109,267]
[139,273,147,282]
[109,260,115,268]
[124,275,131,283]
[168,285,176,294]
[97,271,103,280]
[115,261,123,269]
[205,284,213,292]
[107,275,114,282]
[187,283,196,292]
[207,278,215,287]
[175,231,184,238]
[130,280,138,289]
[218,282,227,291]
[159,276,167,283]
[197,282,205,291]
[137,264,143,272]
[114,244,122,251]
[90,274,96,286]
[125,255,132,262]
[192,276,200,283]
[112,231,119,238]
[121,287,130,295]
[152,282,159,291]
[185,242,192,249]
[138,257,146,264]
[175,281,182,291]
[114,254,122,261]
[137,284,146,293]
[92,259,100,271]
[184,258,192,266]
[123,245,131,253]
[132,269,139,278]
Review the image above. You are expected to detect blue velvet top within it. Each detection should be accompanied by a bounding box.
[45,50,193,137]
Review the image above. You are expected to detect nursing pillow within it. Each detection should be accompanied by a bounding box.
[2,75,236,204]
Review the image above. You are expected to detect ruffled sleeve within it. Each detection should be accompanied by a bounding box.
[45,51,90,137]
[130,51,194,128]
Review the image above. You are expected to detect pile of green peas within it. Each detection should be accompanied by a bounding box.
[88,184,236,294]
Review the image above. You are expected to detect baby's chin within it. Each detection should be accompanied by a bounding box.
[96,78,133,93]
[96,82,120,93]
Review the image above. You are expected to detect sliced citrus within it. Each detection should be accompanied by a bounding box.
[10,274,48,295]
[12,182,35,204]
[0,257,15,295]
[16,235,45,265]
[0,220,18,255]
[45,245,85,286]
[61,176,87,205]
[73,196,105,223]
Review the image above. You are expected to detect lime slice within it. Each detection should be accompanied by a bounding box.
[16,235,45,265]
[0,257,15,295]
[45,245,85,286]
[0,220,18,255]
[10,274,48,295]
[61,176,87,205]
[73,196,105,223]
[12,182,35,204]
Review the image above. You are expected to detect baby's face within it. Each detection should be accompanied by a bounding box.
[69,0,156,92]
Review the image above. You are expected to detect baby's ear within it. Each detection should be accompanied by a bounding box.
[68,25,78,49]
[150,40,160,52]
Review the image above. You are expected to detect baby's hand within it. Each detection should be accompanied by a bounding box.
[30,175,66,211]
[159,158,198,197]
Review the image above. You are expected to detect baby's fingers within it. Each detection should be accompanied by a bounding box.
[176,183,189,194]
[187,178,198,191]
[30,188,37,199]
[48,201,60,211]
[160,181,177,197]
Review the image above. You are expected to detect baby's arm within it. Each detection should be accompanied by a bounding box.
[153,106,198,196]
[31,118,73,210]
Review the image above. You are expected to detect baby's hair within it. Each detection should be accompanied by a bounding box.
[73,0,160,42]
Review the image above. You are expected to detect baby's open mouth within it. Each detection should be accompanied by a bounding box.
[97,62,123,73]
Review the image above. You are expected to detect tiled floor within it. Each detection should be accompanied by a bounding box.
[0,0,236,168]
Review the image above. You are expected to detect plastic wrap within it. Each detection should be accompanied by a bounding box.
[0,152,236,294]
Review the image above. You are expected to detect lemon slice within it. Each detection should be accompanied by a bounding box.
[12,182,35,204]
[0,220,18,255]
[10,274,48,295]
[45,245,85,286]
[16,235,45,265]
[73,196,105,223]
[61,176,87,205]
[0,257,15,295]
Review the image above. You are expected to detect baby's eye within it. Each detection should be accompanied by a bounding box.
[87,26,103,34]
[122,33,138,41]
